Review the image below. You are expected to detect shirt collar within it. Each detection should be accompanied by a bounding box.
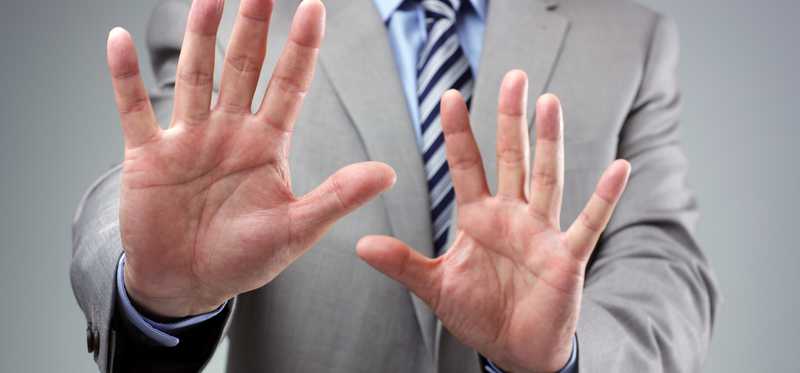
[373,0,487,22]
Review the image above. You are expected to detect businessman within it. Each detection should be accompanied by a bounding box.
[71,0,718,372]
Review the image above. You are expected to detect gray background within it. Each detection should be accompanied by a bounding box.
[0,0,797,371]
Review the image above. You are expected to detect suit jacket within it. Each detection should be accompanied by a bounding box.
[71,0,719,371]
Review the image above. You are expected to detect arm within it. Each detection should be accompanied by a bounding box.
[71,164,126,373]
[577,14,719,372]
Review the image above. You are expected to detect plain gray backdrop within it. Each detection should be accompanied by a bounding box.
[1,0,797,371]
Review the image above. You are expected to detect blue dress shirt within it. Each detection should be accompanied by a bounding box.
[118,1,577,371]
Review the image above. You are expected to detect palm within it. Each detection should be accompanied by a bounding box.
[121,112,295,312]
[108,0,394,317]
[358,74,630,372]
[435,201,580,371]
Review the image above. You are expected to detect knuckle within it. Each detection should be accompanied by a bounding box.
[578,211,603,233]
[118,97,150,115]
[527,205,553,225]
[533,169,560,189]
[442,123,470,136]
[448,154,480,171]
[180,110,211,126]
[238,8,270,23]
[565,236,593,264]
[329,172,348,212]
[178,69,213,88]
[271,75,309,98]
[261,114,292,134]
[112,68,139,81]
[217,100,251,115]
[225,52,262,75]
[394,247,412,279]
[497,146,525,165]
[289,35,322,51]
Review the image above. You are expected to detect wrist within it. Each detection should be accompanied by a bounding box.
[121,255,226,318]
[493,335,575,373]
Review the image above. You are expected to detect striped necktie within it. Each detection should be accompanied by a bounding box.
[417,0,474,256]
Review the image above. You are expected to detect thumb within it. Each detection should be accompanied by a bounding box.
[293,161,395,236]
[356,235,442,308]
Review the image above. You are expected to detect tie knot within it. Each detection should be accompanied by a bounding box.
[420,0,461,19]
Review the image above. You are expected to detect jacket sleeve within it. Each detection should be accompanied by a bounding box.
[575,14,720,372]
[70,1,230,372]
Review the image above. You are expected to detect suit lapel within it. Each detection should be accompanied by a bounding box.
[319,0,439,359]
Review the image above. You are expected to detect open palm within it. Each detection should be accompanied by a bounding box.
[358,72,630,372]
[108,0,394,317]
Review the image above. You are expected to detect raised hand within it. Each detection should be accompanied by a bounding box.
[357,71,630,372]
[107,0,395,318]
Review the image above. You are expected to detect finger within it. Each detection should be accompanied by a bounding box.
[256,0,324,132]
[293,161,395,233]
[440,90,489,205]
[565,160,631,261]
[528,93,565,225]
[173,0,223,125]
[495,70,530,200]
[107,28,159,147]
[217,0,274,113]
[356,235,442,308]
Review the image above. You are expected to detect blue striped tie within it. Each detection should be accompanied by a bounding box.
[417,0,474,256]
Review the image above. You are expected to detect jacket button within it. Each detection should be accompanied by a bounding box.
[86,323,98,354]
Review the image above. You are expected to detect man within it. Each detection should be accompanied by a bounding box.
[71,0,718,371]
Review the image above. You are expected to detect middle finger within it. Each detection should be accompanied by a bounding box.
[217,0,274,113]
[495,70,530,201]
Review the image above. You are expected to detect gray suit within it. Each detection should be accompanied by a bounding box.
[71,0,719,371]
